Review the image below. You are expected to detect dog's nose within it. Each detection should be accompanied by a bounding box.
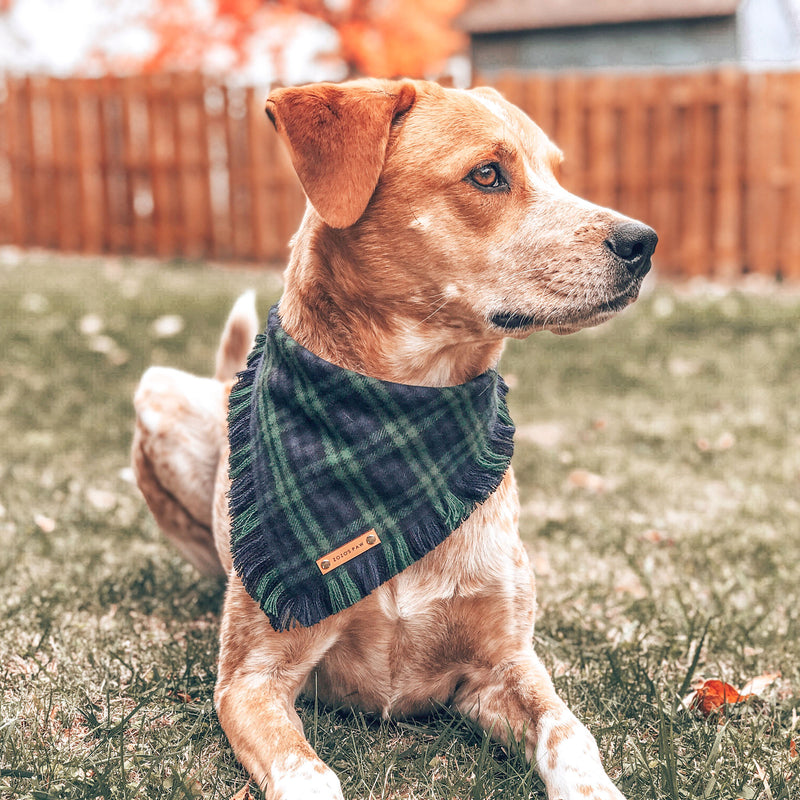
[605,222,658,278]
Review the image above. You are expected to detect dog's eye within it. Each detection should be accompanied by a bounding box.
[466,163,507,192]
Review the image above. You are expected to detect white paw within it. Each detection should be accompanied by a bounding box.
[269,760,344,800]
[551,781,625,800]
[536,712,626,800]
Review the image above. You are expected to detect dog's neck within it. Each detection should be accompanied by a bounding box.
[278,220,505,388]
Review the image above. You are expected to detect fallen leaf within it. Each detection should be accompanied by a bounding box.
[34,513,56,533]
[86,487,117,512]
[88,334,115,354]
[152,314,184,338]
[20,293,48,313]
[668,356,701,377]
[567,469,606,493]
[740,671,780,695]
[79,313,104,335]
[167,689,194,703]
[688,679,751,716]
[516,422,563,449]
[613,574,648,599]
[790,739,797,759]
[716,432,736,450]
[638,529,675,546]
[696,433,736,453]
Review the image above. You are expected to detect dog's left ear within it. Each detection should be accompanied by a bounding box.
[265,80,417,229]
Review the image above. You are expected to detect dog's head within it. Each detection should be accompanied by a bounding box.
[266,79,656,340]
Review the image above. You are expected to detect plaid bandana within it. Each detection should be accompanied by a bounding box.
[227,305,515,631]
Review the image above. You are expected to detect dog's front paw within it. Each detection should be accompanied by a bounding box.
[536,712,626,800]
[545,761,626,800]
[548,783,625,800]
[267,760,344,800]
[549,782,625,800]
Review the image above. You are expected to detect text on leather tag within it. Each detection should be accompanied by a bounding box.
[316,529,381,573]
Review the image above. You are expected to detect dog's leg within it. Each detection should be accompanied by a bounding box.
[456,650,625,800]
[215,579,343,800]
[132,367,228,575]
[132,291,258,575]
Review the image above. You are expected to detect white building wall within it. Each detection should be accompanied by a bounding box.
[739,0,800,64]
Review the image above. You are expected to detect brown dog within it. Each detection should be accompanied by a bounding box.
[133,79,656,800]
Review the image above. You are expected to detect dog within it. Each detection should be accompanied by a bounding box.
[132,78,656,800]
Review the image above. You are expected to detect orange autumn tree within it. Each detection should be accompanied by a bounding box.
[144,0,466,79]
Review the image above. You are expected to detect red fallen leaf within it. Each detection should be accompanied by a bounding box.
[683,672,781,715]
[690,679,752,716]
[790,739,797,759]
[167,689,194,703]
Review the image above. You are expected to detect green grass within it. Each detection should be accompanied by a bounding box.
[1,252,798,800]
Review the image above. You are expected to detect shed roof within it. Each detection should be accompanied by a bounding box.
[457,0,740,34]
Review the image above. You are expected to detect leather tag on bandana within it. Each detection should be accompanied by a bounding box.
[317,530,381,574]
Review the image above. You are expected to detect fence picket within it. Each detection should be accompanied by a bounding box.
[785,72,800,279]
[713,69,744,279]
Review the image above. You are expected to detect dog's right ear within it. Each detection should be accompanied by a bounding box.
[265,80,416,229]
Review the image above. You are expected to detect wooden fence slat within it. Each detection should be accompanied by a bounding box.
[226,84,249,259]
[4,76,27,246]
[50,77,80,252]
[656,74,685,275]
[745,72,783,276]
[76,78,103,253]
[173,72,212,259]
[785,72,800,279]
[616,73,647,221]
[257,94,283,261]
[0,76,9,245]
[167,73,186,255]
[585,72,616,211]
[554,73,584,197]
[29,76,56,248]
[712,69,744,279]
[105,76,132,253]
[524,73,556,140]
[98,77,114,252]
[120,74,141,254]
[204,83,231,260]
[130,75,155,255]
[146,73,173,257]
[683,72,713,277]
[247,86,268,261]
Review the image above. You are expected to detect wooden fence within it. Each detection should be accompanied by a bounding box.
[1,70,800,278]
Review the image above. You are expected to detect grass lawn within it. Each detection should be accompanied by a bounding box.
[1,252,798,800]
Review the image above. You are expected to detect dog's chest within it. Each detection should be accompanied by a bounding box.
[302,473,537,716]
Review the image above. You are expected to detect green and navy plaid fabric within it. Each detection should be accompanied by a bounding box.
[227,305,515,630]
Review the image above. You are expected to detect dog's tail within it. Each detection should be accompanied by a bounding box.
[214,290,259,382]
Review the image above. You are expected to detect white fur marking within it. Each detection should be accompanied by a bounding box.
[472,93,512,125]
[410,214,432,230]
